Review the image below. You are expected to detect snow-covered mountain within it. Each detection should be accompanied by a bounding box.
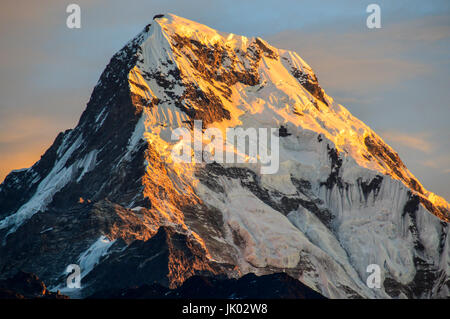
[0,14,448,299]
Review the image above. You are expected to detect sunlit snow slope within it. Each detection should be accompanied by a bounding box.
[0,14,448,299]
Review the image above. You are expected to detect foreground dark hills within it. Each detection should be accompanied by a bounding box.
[0,271,324,299]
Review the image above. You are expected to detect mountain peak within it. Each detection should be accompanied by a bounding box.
[0,14,448,299]
[152,13,227,38]
[127,14,449,216]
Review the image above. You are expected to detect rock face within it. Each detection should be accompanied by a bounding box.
[0,14,448,299]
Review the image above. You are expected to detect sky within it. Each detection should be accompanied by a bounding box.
[0,0,449,200]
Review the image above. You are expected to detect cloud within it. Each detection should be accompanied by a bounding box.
[420,156,450,170]
[0,112,76,183]
[266,14,450,92]
[381,131,434,153]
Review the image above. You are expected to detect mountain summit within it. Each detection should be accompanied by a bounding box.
[0,14,448,298]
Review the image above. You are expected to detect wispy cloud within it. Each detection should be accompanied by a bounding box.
[381,131,434,153]
[267,15,450,92]
[420,156,450,170]
[0,114,71,183]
